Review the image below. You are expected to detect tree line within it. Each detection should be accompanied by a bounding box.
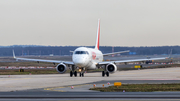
[0,45,178,56]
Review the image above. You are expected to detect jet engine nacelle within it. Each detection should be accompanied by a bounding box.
[106,63,117,73]
[56,63,67,74]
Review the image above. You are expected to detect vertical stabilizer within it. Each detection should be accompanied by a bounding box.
[95,19,100,50]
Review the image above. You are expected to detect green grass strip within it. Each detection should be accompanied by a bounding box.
[90,84,180,92]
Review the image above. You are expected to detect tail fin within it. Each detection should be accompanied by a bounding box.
[95,19,100,50]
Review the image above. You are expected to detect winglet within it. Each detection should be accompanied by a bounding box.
[13,50,16,58]
[168,49,172,58]
[95,19,100,50]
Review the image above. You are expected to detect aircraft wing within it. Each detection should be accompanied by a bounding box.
[103,50,130,56]
[13,50,74,65]
[98,57,168,65]
[99,49,172,65]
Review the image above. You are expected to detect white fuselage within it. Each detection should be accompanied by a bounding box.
[72,47,103,70]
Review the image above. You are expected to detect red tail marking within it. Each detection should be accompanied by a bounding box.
[95,19,100,50]
[97,20,100,50]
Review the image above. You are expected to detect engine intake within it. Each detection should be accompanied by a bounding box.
[56,63,67,74]
[106,63,117,73]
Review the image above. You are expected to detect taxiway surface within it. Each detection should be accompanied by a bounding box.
[0,67,180,92]
[0,67,180,100]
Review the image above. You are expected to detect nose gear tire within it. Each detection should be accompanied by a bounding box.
[79,73,81,77]
[79,72,84,77]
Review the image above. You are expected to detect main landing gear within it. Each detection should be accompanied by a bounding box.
[70,66,77,77]
[70,71,77,77]
[102,66,109,77]
[102,71,109,77]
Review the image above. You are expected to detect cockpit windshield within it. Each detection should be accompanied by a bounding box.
[74,51,89,55]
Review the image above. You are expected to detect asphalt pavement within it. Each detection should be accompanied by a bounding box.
[1,67,180,100]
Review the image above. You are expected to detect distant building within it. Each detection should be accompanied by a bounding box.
[49,54,54,56]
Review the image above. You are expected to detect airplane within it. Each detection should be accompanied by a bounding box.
[13,19,170,77]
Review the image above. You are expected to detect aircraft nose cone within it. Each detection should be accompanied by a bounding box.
[74,57,87,67]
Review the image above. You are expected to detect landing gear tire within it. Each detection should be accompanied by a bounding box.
[102,71,105,77]
[102,71,109,77]
[74,71,77,77]
[106,72,109,77]
[79,72,84,77]
[70,71,73,77]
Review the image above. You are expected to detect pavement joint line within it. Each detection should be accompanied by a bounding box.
[44,84,92,92]
[44,87,65,92]
[0,78,31,81]
[44,83,104,92]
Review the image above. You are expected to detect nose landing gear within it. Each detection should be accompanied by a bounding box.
[69,66,85,77]
[79,72,84,77]
[79,68,85,77]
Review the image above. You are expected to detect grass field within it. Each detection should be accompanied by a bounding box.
[0,62,57,67]
[0,62,180,75]
[90,84,180,92]
[0,56,180,75]
[0,69,58,75]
